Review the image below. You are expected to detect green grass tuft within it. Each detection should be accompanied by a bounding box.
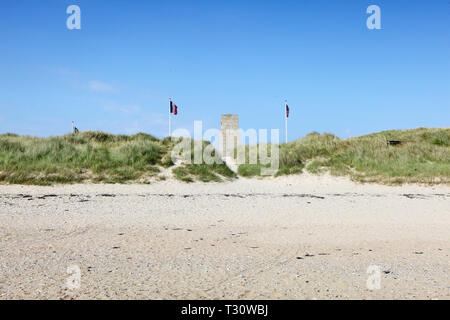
[280,128,449,184]
[0,132,165,184]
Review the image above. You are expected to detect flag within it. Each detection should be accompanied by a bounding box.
[174,104,178,115]
[170,101,173,113]
[286,104,289,118]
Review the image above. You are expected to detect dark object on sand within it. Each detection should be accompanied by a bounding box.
[386,140,402,146]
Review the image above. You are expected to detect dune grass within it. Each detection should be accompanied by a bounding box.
[0,132,235,185]
[173,164,235,183]
[238,127,450,184]
[170,138,236,183]
[0,127,448,185]
[0,131,169,185]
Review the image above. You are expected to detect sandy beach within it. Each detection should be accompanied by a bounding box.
[0,174,449,300]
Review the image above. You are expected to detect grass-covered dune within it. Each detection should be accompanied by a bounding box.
[0,131,235,185]
[0,127,448,185]
[239,127,450,184]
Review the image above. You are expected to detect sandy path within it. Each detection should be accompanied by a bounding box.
[0,174,449,299]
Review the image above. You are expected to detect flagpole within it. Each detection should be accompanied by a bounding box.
[285,100,288,143]
[169,98,172,138]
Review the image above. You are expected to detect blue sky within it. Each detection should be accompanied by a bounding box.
[1,0,449,141]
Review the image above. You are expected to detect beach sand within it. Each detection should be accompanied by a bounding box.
[0,174,449,299]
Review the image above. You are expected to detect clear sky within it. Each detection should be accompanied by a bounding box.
[1,0,449,141]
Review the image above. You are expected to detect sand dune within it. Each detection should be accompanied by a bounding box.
[0,174,449,299]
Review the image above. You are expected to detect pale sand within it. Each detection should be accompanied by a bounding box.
[0,174,449,300]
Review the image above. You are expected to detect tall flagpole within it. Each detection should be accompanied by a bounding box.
[169,98,172,138]
[285,100,288,143]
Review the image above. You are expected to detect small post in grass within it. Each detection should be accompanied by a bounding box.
[285,100,289,143]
